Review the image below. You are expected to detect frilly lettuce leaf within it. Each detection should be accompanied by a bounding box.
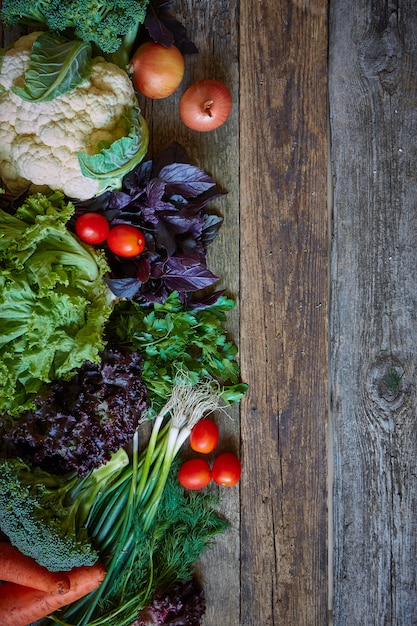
[11,32,93,102]
[0,191,113,416]
[77,107,149,193]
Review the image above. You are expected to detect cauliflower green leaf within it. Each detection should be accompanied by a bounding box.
[77,107,149,193]
[11,32,93,102]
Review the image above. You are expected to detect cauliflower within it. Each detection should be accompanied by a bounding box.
[0,32,147,200]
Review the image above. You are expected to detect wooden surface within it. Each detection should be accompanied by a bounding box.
[239,1,329,625]
[3,1,417,625]
[329,1,417,624]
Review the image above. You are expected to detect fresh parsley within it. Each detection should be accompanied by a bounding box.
[107,290,247,414]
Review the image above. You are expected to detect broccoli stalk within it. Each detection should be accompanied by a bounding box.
[1,0,150,68]
[105,20,143,70]
[0,448,129,572]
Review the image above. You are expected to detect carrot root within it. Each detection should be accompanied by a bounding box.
[0,542,70,595]
[0,561,106,626]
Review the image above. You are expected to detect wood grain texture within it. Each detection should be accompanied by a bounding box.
[329,1,417,624]
[239,1,329,624]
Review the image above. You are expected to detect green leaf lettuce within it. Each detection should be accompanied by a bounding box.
[0,191,113,416]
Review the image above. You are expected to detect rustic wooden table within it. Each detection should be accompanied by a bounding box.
[2,0,417,624]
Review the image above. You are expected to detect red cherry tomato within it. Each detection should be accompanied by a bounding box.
[190,419,219,454]
[107,224,146,258]
[75,212,110,245]
[211,452,241,487]
[179,79,233,132]
[178,458,212,490]
[131,41,185,99]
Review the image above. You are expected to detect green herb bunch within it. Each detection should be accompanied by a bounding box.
[107,290,248,415]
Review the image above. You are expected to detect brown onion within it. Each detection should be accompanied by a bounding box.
[131,41,185,99]
[179,79,233,131]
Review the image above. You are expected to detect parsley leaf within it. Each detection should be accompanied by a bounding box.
[107,291,247,413]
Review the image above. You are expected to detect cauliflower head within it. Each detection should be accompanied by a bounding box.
[0,33,146,200]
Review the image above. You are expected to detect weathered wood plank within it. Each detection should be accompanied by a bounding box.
[329,1,417,624]
[239,1,329,624]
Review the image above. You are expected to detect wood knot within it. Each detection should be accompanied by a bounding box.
[360,11,403,93]
[365,356,406,412]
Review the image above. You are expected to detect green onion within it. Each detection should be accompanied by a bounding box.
[56,376,223,626]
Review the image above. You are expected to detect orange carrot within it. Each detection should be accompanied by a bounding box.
[0,543,70,595]
[0,561,106,626]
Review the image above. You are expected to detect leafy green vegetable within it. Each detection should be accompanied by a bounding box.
[78,108,149,194]
[70,463,226,625]
[1,0,150,68]
[107,291,248,414]
[58,380,227,625]
[129,459,228,597]
[0,191,113,416]
[11,32,93,102]
[4,344,148,477]
[0,449,128,571]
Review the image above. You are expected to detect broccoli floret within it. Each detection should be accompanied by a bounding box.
[0,449,128,571]
[0,0,62,29]
[1,0,150,67]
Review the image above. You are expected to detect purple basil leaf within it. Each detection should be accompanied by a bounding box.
[105,277,143,299]
[186,185,226,210]
[187,290,226,310]
[202,214,223,245]
[139,273,170,303]
[154,221,177,256]
[145,11,175,47]
[161,257,219,292]
[109,191,136,210]
[180,235,208,258]
[146,178,166,205]
[136,256,152,282]
[140,199,174,224]
[158,163,216,197]
[160,210,203,234]
[168,193,188,206]
[151,143,191,176]
[73,191,111,212]
[163,17,199,55]
[124,160,152,192]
